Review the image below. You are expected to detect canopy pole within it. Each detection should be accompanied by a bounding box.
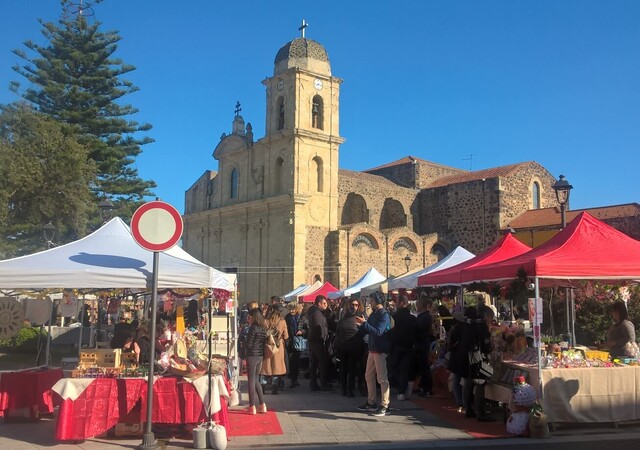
[570,288,576,346]
[535,277,543,401]
[207,293,213,424]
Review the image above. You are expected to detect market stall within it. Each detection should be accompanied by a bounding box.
[0,367,63,420]
[328,267,386,299]
[0,217,235,438]
[461,212,640,425]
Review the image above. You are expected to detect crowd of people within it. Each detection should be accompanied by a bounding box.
[238,292,500,419]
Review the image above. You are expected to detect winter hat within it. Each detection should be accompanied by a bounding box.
[512,382,537,407]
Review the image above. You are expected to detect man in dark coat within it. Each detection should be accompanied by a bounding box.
[415,296,434,397]
[307,295,332,391]
[388,295,417,400]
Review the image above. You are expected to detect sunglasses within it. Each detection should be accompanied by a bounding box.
[351,302,359,306]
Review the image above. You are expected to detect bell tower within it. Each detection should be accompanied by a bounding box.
[261,23,345,286]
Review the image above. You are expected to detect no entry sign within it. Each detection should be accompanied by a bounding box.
[131,201,183,252]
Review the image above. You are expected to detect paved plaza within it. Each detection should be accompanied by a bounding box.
[1,375,640,449]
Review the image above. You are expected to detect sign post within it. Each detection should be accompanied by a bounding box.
[131,201,183,450]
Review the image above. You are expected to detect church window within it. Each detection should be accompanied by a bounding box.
[277,96,285,130]
[230,168,239,199]
[312,156,324,192]
[532,181,541,209]
[342,193,369,225]
[312,95,324,130]
[352,233,379,249]
[274,157,284,194]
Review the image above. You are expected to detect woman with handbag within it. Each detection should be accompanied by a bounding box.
[245,308,268,415]
[261,305,289,394]
[285,303,305,388]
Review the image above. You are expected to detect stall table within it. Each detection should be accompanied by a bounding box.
[52,375,229,440]
[486,360,640,425]
[0,367,63,420]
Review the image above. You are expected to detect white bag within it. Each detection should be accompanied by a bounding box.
[208,424,228,450]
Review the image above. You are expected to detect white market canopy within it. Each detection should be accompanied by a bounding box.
[283,283,312,302]
[328,267,386,299]
[0,217,232,290]
[388,246,476,291]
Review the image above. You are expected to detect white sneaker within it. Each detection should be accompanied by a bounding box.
[397,394,406,401]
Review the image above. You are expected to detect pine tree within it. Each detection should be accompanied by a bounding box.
[0,104,95,258]
[11,0,155,209]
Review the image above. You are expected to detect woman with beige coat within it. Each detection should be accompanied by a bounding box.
[261,305,289,394]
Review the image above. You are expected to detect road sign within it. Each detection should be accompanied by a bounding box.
[131,201,183,252]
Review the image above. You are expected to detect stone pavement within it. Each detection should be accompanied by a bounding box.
[1,376,640,449]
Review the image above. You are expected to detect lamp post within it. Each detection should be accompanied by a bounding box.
[552,175,573,229]
[404,255,411,273]
[98,198,115,223]
[43,222,56,249]
[336,262,342,289]
[552,174,575,346]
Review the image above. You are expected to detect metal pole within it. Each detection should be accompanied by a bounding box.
[207,295,213,423]
[139,251,160,449]
[535,278,543,400]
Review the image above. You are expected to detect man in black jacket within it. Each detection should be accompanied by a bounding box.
[415,296,434,397]
[388,295,417,400]
[307,295,332,391]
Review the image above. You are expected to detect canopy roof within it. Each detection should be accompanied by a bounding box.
[283,283,310,302]
[300,282,339,302]
[462,212,640,283]
[0,217,232,290]
[418,234,531,286]
[328,267,386,299]
[389,246,475,290]
[290,281,322,302]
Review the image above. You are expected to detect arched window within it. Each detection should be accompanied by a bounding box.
[312,95,323,130]
[312,156,324,192]
[274,157,284,194]
[431,243,448,261]
[230,168,238,199]
[277,96,285,130]
[532,181,541,209]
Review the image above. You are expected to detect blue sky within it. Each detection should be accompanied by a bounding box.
[1,1,639,213]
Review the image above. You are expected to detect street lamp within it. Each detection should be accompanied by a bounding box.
[98,198,115,223]
[404,255,411,273]
[43,222,56,249]
[552,175,573,229]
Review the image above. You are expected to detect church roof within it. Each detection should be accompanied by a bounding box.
[508,203,640,230]
[339,168,403,187]
[274,38,331,76]
[426,162,532,188]
[364,156,461,172]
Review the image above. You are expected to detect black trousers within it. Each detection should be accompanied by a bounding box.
[288,349,300,382]
[309,340,331,389]
[417,349,433,394]
[388,347,415,394]
[337,348,361,394]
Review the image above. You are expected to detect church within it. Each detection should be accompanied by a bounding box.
[182,33,558,302]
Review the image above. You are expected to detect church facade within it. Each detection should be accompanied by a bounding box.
[183,36,558,302]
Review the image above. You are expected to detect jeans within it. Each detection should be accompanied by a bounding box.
[246,356,265,407]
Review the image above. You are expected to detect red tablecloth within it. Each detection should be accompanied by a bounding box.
[0,367,63,419]
[55,376,229,441]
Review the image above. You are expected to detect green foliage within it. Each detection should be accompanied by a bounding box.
[11,0,155,205]
[0,326,47,353]
[0,104,95,258]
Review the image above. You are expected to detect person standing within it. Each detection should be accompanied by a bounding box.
[335,298,365,397]
[307,295,333,391]
[244,308,268,415]
[388,295,417,401]
[604,301,636,358]
[415,296,434,397]
[285,303,304,388]
[356,292,392,417]
[261,305,289,394]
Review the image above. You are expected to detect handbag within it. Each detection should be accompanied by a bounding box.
[469,347,493,382]
[264,330,279,359]
[293,335,308,352]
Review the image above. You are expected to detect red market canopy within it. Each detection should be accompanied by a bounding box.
[300,282,339,303]
[418,233,532,287]
[461,212,640,283]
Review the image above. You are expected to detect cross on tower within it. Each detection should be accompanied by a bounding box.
[235,101,242,116]
[299,19,308,38]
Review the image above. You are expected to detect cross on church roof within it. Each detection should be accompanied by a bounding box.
[235,101,242,116]
[299,19,308,38]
